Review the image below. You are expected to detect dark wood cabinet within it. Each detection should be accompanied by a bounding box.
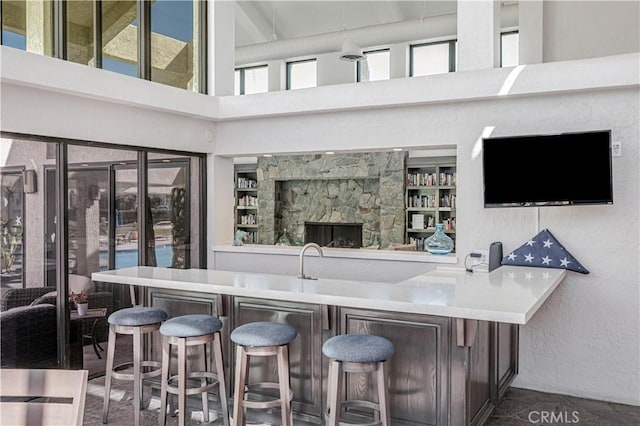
[338,307,451,426]
[232,297,325,421]
[143,291,519,426]
[147,288,230,382]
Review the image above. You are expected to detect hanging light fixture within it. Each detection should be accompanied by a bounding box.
[338,1,364,62]
[339,40,365,61]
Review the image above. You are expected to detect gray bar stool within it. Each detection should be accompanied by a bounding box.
[322,334,395,426]
[102,306,168,426]
[159,314,230,426]
[230,321,297,426]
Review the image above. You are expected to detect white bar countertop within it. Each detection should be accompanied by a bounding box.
[92,266,566,325]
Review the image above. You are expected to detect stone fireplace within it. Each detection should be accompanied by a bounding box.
[257,152,406,248]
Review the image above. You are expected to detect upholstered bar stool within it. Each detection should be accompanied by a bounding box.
[322,334,395,426]
[102,306,168,426]
[159,314,230,426]
[230,321,297,426]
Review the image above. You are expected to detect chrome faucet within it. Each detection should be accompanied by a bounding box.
[298,243,323,280]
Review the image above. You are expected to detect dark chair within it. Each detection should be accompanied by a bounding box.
[1,286,114,344]
[0,287,54,311]
[0,304,81,369]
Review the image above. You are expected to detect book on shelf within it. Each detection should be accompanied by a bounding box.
[412,214,424,229]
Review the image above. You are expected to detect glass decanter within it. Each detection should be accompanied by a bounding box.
[425,223,454,255]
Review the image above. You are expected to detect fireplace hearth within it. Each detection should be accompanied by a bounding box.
[304,222,363,248]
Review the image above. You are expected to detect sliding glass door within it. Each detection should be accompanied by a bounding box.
[0,167,25,288]
[1,133,206,372]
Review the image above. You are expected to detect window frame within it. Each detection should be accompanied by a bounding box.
[500,30,519,68]
[2,0,208,94]
[0,165,26,288]
[1,130,207,368]
[286,58,317,90]
[235,64,269,95]
[409,39,457,77]
[356,48,391,83]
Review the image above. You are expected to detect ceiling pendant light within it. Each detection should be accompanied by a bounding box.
[339,40,365,62]
[338,1,364,62]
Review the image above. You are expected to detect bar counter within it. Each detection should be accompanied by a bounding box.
[93,265,565,425]
[93,266,564,324]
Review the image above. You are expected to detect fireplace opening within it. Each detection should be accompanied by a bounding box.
[304,222,363,248]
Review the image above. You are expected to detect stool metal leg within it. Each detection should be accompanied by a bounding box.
[201,343,210,423]
[376,362,390,426]
[233,345,248,426]
[178,338,187,426]
[213,333,230,426]
[102,325,117,424]
[277,345,293,426]
[133,325,142,426]
[159,336,171,426]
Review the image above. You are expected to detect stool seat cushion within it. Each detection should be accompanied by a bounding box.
[108,306,168,326]
[231,322,297,347]
[160,314,223,337]
[322,334,395,363]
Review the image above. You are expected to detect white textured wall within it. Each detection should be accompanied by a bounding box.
[0,48,217,154]
[317,53,357,86]
[543,1,640,62]
[212,56,640,405]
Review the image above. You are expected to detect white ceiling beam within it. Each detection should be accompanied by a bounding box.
[235,2,270,44]
[235,3,519,65]
[236,13,457,64]
[236,1,281,44]
[369,1,405,24]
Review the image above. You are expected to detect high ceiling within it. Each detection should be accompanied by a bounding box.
[235,1,459,47]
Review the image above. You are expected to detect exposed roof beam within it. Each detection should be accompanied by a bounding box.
[102,1,138,47]
[236,1,281,44]
[236,13,459,64]
[370,1,404,25]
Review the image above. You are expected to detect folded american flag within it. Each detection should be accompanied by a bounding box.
[501,229,589,274]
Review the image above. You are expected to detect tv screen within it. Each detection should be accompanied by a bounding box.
[482,130,613,207]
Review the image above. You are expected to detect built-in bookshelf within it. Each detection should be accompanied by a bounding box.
[234,166,258,243]
[405,157,456,252]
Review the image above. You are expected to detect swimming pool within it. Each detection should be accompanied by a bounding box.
[100,244,174,269]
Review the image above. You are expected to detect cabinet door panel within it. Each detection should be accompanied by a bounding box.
[147,289,229,381]
[469,321,492,423]
[233,298,323,418]
[497,322,518,398]
[339,308,450,426]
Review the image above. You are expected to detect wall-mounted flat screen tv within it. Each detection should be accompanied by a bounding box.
[483,130,613,207]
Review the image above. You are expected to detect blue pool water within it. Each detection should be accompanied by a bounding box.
[100,245,173,269]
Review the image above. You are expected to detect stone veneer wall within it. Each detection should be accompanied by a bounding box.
[257,152,406,248]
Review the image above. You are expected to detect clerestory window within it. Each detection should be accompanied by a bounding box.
[235,65,269,95]
[1,0,206,93]
[357,49,391,82]
[286,59,317,90]
[501,31,519,67]
[410,40,457,77]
